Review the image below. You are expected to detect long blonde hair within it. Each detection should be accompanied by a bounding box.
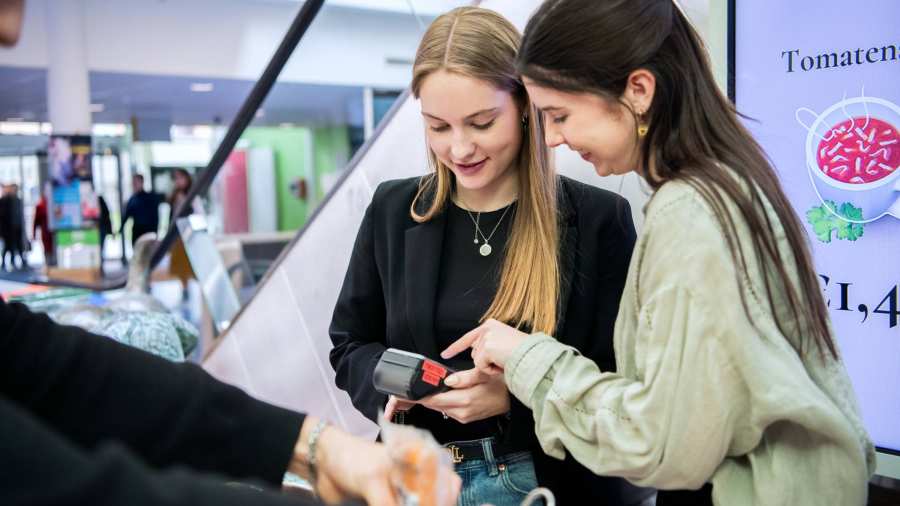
[410,7,560,334]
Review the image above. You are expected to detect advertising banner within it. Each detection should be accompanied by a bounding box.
[734,0,900,452]
[47,134,99,230]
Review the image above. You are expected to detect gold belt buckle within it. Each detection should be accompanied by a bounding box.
[447,444,464,464]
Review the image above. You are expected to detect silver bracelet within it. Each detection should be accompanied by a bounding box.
[307,419,329,494]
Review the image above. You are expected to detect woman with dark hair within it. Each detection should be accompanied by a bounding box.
[444,1,875,504]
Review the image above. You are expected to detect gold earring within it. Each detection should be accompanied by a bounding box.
[637,111,649,138]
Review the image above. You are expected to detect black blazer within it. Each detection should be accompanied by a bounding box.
[330,175,651,504]
[0,300,315,506]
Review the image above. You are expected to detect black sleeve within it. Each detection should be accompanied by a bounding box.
[0,300,305,486]
[121,197,133,230]
[0,396,319,506]
[329,200,389,423]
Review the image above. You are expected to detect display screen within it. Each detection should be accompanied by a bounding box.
[47,134,98,231]
[734,0,900,453]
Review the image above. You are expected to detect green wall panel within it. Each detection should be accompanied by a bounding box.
[240,125,350,231]
[240,127,311,231]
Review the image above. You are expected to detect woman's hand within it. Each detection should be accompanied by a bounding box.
[292,418,462,506]
[417,368,510,424]
[291,417,398,505]
[384,395,417,421]
[441,319,529,375]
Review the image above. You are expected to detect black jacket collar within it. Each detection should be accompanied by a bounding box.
[403,178,578,357]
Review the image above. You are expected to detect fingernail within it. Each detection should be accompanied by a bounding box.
[444,375,458,386]
[440,351,450,359]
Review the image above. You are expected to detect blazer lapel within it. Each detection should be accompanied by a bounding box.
[404,212,446,359]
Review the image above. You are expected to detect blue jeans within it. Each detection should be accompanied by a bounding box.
[452,438,539,506]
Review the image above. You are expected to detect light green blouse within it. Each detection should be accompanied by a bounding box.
[506,180,875,505]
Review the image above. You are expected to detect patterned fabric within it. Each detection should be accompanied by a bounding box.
[82,310,198,362]
[12,289,199,362]
[51,307,198,362]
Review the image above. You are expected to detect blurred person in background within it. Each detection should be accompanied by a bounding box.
[32,190,55,266]
[167,169,198,298]
[121,174,162,247]
[1,183,27,270]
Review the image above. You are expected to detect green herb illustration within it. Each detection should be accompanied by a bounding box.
[806,201,865,243]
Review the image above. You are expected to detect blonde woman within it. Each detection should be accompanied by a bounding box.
[329,7,649,506]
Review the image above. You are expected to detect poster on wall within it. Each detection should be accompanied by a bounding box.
[734,1,900,453]
[47,134,99,230]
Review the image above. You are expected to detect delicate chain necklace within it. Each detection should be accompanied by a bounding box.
[456,197,514,257]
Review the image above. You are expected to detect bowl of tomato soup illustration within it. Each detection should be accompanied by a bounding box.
[797,96,900,223]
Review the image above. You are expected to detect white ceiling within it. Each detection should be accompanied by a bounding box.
[0,66,374,127]
[252,0,470,16]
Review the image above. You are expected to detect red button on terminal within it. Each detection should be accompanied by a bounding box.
[422,361,448,378]
[422,371,441,386]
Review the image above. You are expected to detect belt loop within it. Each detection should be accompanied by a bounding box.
[482,438,499,477]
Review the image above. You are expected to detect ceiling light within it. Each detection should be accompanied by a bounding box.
[92,123,127,136]
[385,56,414,66]
[0,121,40,135]
[190,82,214,92]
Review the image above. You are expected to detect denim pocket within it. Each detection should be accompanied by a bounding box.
[499,452,538,496]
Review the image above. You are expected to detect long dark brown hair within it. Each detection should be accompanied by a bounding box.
[518,0,836,358]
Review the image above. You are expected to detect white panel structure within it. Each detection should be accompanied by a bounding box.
[247,148,278,233]
[203,97,428,438]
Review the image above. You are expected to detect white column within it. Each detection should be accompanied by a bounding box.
[303,128,316,207]
[45,0,91,134]
[362,86,374,140]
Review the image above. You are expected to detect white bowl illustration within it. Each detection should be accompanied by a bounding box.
[798,96,900,223]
